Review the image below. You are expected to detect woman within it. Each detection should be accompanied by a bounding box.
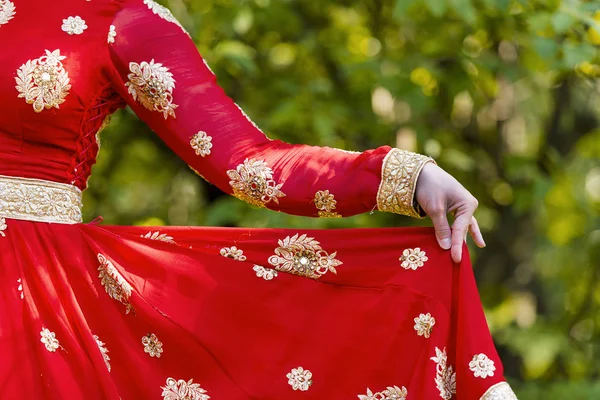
[0,0,517,399]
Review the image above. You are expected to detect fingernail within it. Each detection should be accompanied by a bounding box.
[441,238,451,249]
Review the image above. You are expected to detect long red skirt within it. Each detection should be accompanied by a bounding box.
[0,219,516,399]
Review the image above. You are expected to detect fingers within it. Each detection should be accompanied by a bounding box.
[429,207,452,250]
[468,216,486,248]
[450,211,472,263]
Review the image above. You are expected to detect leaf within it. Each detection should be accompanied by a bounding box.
[392,0,419,20]
[449,0,477,24]
[551,12,574,34]
[424,0,448,17]
[562,42,597,67]
[532,37,559,59]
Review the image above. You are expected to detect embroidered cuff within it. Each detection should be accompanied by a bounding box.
[376,148,435,219]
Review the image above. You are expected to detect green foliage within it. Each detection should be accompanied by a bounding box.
[87,0,600,396]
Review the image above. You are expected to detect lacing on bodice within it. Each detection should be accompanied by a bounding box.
[68,83,125,189]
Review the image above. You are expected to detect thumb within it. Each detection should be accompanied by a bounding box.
[430,208,452,250]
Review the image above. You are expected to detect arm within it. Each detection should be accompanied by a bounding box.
[105,0,433,219]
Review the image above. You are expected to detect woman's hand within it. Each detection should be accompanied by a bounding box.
[415,162,485,263]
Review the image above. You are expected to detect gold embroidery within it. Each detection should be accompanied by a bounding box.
[97,254,134,314]
[430,347,456,400]
[40,328,60,352]
[94,335,111,372]
[377,148,435,218]
[0,175,82,224]
[286,367,312,391]
[143,0,189,36]
[142,231,176,244]
[142,333,163,358]
[107,25,116,44]
[253,265,278,280]
[220,246,246,261]
[126,60,177,119]
[480,382,518,400]
[61,16,87,35]
[469,353,496,379]
[268,233,342,279]
[0,217,6,237]
[0,1,16,27]
[414,313,435,338]
[358,386,408,400]
[400,247,428,270]
[15,49,71,113]
[190,131,212,157]
[314,190,342,218]
[17,278,23,299]
[227,159,285,208]
[161,378,210,400]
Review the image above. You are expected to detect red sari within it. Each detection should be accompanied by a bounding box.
[0,0,517,399]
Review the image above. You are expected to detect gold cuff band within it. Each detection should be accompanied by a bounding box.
[376,148,435,219]
[0,175,83,224]
[480,382,518,400]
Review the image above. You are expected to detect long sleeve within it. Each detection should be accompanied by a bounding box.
[105,0,433,218]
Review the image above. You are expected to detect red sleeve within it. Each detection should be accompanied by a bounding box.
[106,0,432,218]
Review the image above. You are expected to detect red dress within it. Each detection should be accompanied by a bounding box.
[0,1,517,399]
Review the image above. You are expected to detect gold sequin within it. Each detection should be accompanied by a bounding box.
[107,25,116,44]
[141,231,176,244]
[358,386,408,400]
[469,353,496,379]
[142,333,163,358]
[15,49,71,113]
[286,367,312,391]
[314,190,342,218]
[430,347,456,400]
[480,382,518,400]
[40,328,60,352]
[97,254,134,314]
[0,1,16,27]
[376,148,434,218]
[190,131,212,157]
[253,265,278,280]
[414,313,435,338]
[0,217,6,237]
[94,335,111,372]
[61,16,87,35]
[400,247,428,270]
[126,60,177,119]
[143,0,188,36]
[161,378,210,400]
[220,246,246,261]
[268,233,342,279]
[227,159,285,208]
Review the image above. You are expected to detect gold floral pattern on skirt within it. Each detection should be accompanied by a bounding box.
[227,158,286,208]
[161,378,210,400]
[0,1,16,27]
[220,246,246,261]
[314,190,342,218]
[252,265,278,280]
[430,347,456,400]
[480,382,518,400]
[0,217,6,237]
[358,385,408,400]
[61,16,87,35]
[469,353,496,379]
[126,60,177,119]
[40,328,60,352]
[142,333,163,358]
[94,335,111,372]
[142,231,176,244]
[97,254,134,314]
[400,247,428,270]
[15,49,71,113]
[143,0,188,36]
[268,233,342,279]
[190,131,212,157]
[414,313,435,338]
[286,367,312,391]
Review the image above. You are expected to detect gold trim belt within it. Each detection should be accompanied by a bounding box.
[0,175,83,224]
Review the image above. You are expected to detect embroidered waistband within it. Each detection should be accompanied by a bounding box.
[0,175,82,224]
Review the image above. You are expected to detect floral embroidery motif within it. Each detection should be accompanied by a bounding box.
[190,131,212,157]
[94,335,111,372]
[227,159,285,208]
[17,278,23,299]
[400,247,428,270]
[97,253,134,314]
[0,1,16,27]
[15,49,71,113]
[268,234,342,279]
[161,378,210,400]
[40,328,60,352]
[480,382,518,400]
[142,231,176,244]
[414,313,435,338]
[358,386,408,400]
[286,367,312,391]
[61,16,87,35]
[220,246,246,261]
[107,25,116,44]
[126,60,178,119]
[253,265,278,280]
[142,333,164,358]
[143,0,189,35]
[314,190,342,218]
[430,347,456,400]
[469,353,496,379]
[0,217,6,237]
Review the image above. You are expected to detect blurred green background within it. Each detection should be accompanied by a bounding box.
[87,0,600,398]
